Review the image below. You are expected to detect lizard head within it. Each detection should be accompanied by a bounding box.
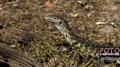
[44,15,65,25]
[44,15,72,34]
[44,15,71,34]
[44,15,75,44]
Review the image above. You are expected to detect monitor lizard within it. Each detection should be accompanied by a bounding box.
[44,15,120,65]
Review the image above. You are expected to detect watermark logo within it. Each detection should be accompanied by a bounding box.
[99,47,120,61]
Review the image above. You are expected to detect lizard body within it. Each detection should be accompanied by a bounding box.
[44,15,120,62]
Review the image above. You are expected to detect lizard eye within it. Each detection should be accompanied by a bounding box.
[59,21,63,24]
[53,17,57,19]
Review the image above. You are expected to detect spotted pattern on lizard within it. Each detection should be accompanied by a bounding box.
[44,15,119,58]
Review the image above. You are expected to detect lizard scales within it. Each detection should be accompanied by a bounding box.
[44,15,119,57]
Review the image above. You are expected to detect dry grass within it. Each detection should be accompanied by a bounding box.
[0,0,120,67]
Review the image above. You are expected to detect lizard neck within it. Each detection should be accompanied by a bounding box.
[56,24,113,48]
[55,24,78,45]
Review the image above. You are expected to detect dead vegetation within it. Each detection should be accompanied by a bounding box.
[0,0,120,67]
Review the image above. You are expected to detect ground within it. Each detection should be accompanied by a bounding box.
[0,0,120,67]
